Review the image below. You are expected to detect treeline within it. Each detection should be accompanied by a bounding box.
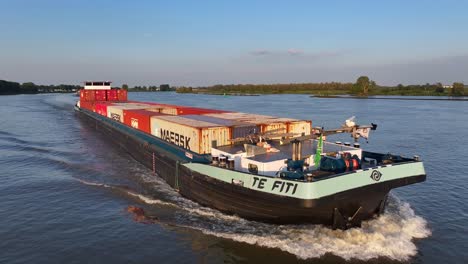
[0,80,80,95]
[177,76,466,96]
[177,82,353,94]
[377,82,465,96]
[126,84,175,92]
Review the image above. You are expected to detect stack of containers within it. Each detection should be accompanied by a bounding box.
[150,115,231,154]
[80,89,96,101]
[116,89,128,101]
[94,90,107,101]
[204,112,287,134]
[79,90,96,111]
[106,89,119,101]
[276,118,312,136]
[107,103,158,122]
[123,109,163,134]
[182,115,260,139]
[204,112,311,135]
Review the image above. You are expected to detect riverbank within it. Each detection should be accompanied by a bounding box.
[311,95,468,101]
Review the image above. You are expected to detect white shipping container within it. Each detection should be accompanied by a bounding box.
[150,115,231,154]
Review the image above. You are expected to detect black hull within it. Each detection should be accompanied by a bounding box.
[76,108,425,229]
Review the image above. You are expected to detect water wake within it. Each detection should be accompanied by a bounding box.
[179,195,431,261]
[77,174,431,261]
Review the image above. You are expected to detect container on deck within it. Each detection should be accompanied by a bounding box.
[123,109,163,134]
[79,101,95,112]
[106,89,119,101]
[159,106,227,116]
[94,90,107,101]
[204,112,311,135]
[182,115,260,139]
[287,120,312,136]
[150,115,231,154]
[107,104,154,122]
[117,89,128,101]
[203,112,287,134]
[80,89,95,102]
[95,102,113,116]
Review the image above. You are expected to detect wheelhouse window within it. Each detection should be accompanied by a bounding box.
[85,82,92,86]
[92,82,104,86]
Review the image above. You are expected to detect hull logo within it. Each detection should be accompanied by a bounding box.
[370,170,382,181]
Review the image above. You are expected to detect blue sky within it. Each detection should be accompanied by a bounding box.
[0,0,467,86]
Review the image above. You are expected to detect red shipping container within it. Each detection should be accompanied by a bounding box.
[80,89,85,100]
[79,101,95,112]
[84,90,95,101]
[95,102,113,116]
[94,90,107,101]
[106,89,118,101]
[117,89,128,101]
[123,109,163,134]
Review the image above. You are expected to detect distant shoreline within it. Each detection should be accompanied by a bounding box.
[311,95,468,101]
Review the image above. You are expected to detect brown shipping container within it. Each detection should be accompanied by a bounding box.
[123,109,162,134]
[150,115,230,154]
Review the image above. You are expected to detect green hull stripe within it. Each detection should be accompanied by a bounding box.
[183,162,426,199]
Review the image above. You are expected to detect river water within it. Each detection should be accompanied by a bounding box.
[0,92,466,264]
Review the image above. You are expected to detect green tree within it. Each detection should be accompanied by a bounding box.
[452,82,464,96]
[21,82,38,94]
[351,76,371,95]
[122,84,129,90]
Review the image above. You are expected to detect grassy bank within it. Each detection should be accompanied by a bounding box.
[176,81,467,97]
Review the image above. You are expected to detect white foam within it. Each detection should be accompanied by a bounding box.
[125,191,177,207]
[77,179,110,188]
[182,195,431,261]
[77,178,178,207]
[77,174,431,261]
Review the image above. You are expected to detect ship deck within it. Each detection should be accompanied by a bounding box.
[216,140,358,163]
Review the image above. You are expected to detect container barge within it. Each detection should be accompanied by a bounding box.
[75,82,426,229]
